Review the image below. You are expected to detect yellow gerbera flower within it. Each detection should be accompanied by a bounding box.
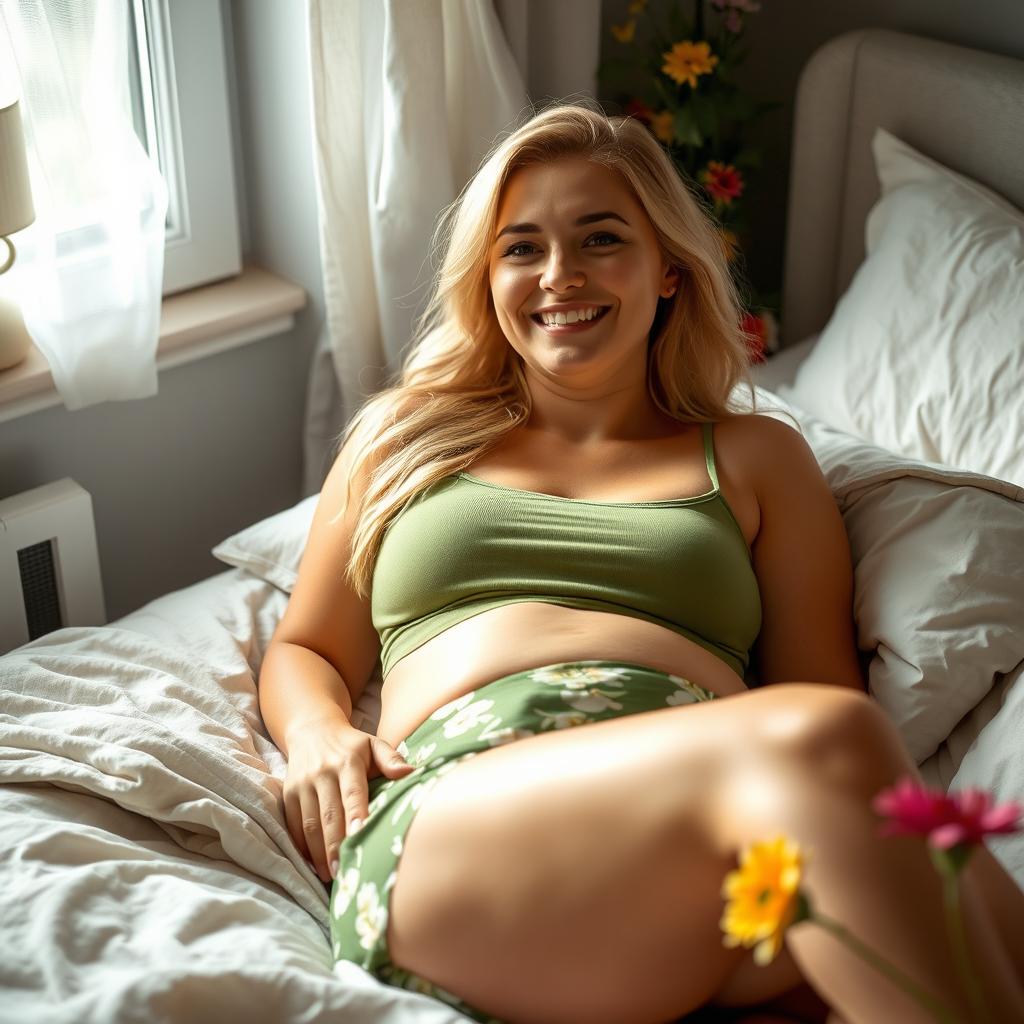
[661,40,719,88]
[720,835,810,966]
[611,20,636,44]
[650,110,674,144]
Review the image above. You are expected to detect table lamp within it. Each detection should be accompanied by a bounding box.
[0,98,36,371]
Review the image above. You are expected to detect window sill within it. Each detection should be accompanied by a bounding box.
[0,264,308,424]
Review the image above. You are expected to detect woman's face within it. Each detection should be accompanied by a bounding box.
[487,157,679,380]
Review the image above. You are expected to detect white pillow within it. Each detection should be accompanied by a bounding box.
[213,396,1024,764]
[779,127,1024,488]
[748,389,1024,763]
[211,494,317,593]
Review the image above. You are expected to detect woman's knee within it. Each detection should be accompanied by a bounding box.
[748,684,905,784]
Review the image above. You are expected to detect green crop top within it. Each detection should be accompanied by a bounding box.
[371,421,762,681]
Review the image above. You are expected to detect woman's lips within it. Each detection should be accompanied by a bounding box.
[530,306,612,334]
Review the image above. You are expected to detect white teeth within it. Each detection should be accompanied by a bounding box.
[539,306,604,326]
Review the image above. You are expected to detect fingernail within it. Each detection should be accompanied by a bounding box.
[350,818,363,833]
[329,858,338,879]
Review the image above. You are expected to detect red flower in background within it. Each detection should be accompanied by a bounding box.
[700,160,745,204]
[741,311,766,364]
[872,775,1022,851]
[625,98,654,125]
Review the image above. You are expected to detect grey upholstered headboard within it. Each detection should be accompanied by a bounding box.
[781,28,1024,348]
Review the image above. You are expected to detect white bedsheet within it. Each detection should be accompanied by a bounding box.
[0,570,472,1024]
[2,407,1023,1020]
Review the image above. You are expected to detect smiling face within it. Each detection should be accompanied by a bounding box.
[488,157,680,383]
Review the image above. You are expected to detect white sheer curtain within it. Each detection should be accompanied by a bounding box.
[301,0,602,494]
[0,1,167,411]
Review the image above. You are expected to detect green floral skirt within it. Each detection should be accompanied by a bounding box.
[329,659,719,1024]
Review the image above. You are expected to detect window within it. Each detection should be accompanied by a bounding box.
[127,0,241,296]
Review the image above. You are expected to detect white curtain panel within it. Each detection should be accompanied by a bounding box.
[0,1,167,411]
[301,0,601,494]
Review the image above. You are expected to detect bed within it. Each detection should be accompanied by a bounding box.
[2,26,1023,1024]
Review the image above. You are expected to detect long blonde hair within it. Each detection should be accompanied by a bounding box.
[331,98,769,597]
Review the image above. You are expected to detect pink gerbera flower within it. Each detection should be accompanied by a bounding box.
[872,775,1022,850]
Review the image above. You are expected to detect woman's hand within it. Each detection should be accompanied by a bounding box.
[282,721,415,883]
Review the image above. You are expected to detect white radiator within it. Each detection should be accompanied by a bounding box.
[0,478,106,654]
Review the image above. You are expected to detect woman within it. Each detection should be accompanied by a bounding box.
[258,102,1024,1024]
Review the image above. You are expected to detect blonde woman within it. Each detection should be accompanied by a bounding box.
[258,102,1024,1024]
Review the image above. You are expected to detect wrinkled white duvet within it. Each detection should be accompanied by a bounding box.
[1,393,1022,1023]
[0,572,472,1024]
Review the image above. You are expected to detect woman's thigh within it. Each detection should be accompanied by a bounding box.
[385,675,859,1024]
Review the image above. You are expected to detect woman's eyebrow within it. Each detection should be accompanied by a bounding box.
[494,210,630,240]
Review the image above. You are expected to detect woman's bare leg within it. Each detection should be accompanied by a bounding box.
[385,684,1024,1023]
[711,688,1024,1024]
[387,693,759,1024]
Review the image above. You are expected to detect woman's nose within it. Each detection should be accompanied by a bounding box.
[540,248,585,291]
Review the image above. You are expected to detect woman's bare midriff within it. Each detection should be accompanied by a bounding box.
[374,413,762,750]
[375,604,752,748]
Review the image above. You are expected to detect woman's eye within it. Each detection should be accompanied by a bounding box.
[501,232,623,259]
[588,231,623,247]
[502,241,535,258]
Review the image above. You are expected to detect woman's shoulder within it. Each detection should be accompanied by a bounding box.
[714,411,805,451]
[713,412,817,499]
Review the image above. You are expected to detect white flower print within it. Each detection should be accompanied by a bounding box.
[410,741,436,766]
[434,755,471,780]
[332,866,360,918]
[563,688,624,713]
[396,740,411,758]
[388,752,476,825]
[384,870,398,893]
[529,664,632,688]
[484,726,535,747]
[666,675,716,705]
[443,698,495,738]
[388,775,438,826]
[355,881,388,951]
[537,709,590,730]
[430,692,475,721]
[390,833,404,857]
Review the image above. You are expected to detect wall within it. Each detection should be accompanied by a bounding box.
[0,0,323,623]
[599,0,1024,333]
[5,0,1022,624]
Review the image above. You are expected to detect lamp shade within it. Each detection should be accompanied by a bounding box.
[0,99,35,236]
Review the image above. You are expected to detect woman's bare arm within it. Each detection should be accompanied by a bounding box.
[745,415,866,692]
[257,439,411,880]
[257,434,383,749]
[259,642,357,757]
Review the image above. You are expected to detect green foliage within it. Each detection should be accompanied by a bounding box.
[597,0,782,317]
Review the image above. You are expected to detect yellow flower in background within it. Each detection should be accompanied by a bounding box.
[720,835,809,966]
[718,228,739,264]
[662,40,719,87]
[611,20,636,44]
[627,0,648,13]
[649,110,674,144]
[662,40,719,88]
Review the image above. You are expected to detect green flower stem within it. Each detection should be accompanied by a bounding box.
[809,909,963,1024]
[942,869,994,1024]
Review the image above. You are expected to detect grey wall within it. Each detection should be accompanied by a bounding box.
[599,0,1024,321]
[4,0,1022,625]
[0,0,323,623]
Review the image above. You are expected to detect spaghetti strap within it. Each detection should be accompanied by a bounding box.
[701,421,721,493]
